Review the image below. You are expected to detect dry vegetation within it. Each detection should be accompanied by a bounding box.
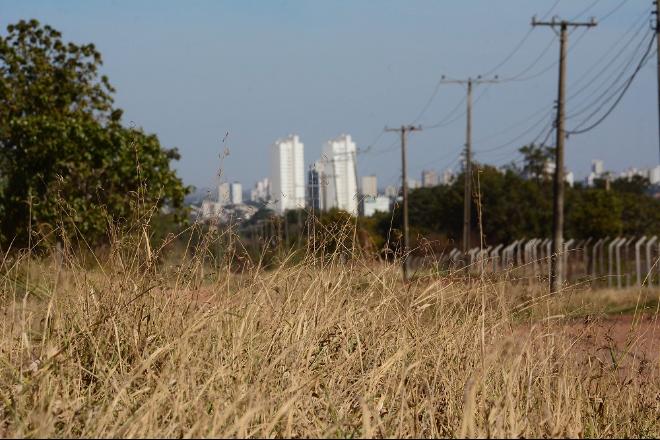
[1,224,659,438]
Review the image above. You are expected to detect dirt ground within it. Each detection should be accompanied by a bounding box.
[551,314,660,378]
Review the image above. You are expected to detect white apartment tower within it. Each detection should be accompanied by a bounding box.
[271,134,306,214]
[230,182,242,205]
[321,134,358,215]
[218,182,230,206]
[361,175,378,198]
[422,170,438,187]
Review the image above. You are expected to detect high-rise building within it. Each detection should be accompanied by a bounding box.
[592,159,604,175]
[422,170,438,188]
[361,175,378,198]
[384,185,398,199]
[271,134,306,214]
[649,165,660,185]
[307,162,324,213]
[230,182,242,205]
[442,169,455,185]
[408,178,421,190]
[320,134,358,215]
[250,178,270,203]
[218,182,230,206]
[586,159,605,187]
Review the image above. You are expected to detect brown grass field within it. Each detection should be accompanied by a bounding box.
[1,227,659,438]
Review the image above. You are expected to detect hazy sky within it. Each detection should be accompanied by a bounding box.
[2,0,658,191]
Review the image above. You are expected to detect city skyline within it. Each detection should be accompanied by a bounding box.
[4,0,658,192]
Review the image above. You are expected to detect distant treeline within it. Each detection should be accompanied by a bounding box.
[235,146,660,261]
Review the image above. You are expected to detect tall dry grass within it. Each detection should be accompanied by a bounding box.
[1,220,659,438]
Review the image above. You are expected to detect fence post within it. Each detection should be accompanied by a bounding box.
[583,237,592,277]
[546,239,552,281]
[491,244,503,273]
[563,238,575,282]
[517,239,526,267]
[608,237,620,288]
[592,238,603,279]
[635,236,647,287]
[616,238,626,289]
[646,236,658,287]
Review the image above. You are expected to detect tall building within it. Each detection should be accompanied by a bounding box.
[271,134,305,214]
[361,175,378,198]
[218,182,230,206]
[649,165,660,185]
[320,134,358,215]
[408,178,421,190]
[250,178,270,203]
[384,185,398,199]
[307,162,324,213]
[442,169,455,185]
[230,182,242,205]
[422,170,438,187]
[592,159,604,175]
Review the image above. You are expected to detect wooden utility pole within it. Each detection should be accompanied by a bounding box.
[440,76,498,252]
[385,125,422,282]
[654,1,660,163]
[532,16,596,293]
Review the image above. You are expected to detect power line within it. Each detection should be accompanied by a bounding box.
[570,0,601,21]
[423,85,490,130]
[473,108,554,153]
[500,27,591,83]
[481,0,563,77]
[600,0,631,22]
[566,7,651,104]
[567,26,653,120]
[471,6,647,155]
[567,31,655,135]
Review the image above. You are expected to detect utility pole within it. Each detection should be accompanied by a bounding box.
[385,124,422,282]
[532,16,597,293]
[654,1,660,163]
[440,76,498,253]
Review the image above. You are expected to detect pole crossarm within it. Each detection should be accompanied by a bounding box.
[531,17,597,28]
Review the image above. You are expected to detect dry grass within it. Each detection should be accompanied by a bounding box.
[1,226,659,438]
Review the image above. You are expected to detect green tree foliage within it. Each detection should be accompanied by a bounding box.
[0,19,189,248]
[516,143,555,183]
[370,144,659,251]
[566,189,623,238]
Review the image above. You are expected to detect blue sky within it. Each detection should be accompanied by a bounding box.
[1,0,657,192]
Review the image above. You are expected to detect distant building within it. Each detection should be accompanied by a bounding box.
[250,178,270,203]
[620,167,644,181]
[442,169,455,185]
[218,182,230,206]
[592,159,604,175]
[408,179,421,190]
[422,170,438,187]
[201,200,222,220]
[543,161,573,185]
[307,162,324,213]
[649,165,660,185]
[384,185,398,199]
[363,196,390,217]
[586,159,605,187]
[361,175,378,198]
[565,171,574,188]
[230,182,242,205]
[320,134,358,215]
[271,134,305,214]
